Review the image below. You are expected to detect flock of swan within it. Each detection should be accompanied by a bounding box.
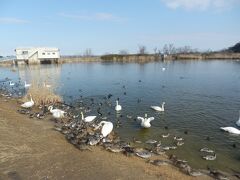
[21,92,240,137]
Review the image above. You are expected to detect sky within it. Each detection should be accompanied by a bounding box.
[0,0,240,55]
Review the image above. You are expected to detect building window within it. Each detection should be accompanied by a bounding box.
[42,53,45,55]
[22,51,28,55]
[52,52,55,55]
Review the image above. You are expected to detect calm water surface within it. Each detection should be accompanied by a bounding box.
[1,60,240,172]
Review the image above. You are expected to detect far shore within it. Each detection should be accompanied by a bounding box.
[0,52,240,66]
[0,95,212,180]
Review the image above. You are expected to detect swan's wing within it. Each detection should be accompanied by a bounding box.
[137,117,144,122]
[148,117,155,122]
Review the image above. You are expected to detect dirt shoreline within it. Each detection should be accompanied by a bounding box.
[0,96,212,180]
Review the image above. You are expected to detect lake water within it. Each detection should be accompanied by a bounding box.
[1,60,240,173]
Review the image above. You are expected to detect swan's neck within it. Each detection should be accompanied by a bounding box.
[81,112,84,120]
[144,114,147,119]
[116,101,118,106]
[162,103,164,110]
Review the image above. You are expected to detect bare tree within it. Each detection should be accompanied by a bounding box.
[153,47,157,54]
[83,48,92,57]
[119,49,129,55]
[138,45,147,54]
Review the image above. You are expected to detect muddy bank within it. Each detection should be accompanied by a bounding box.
[0,96,212,180]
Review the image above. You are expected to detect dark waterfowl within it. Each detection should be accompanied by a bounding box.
[203,153,216,161]
[200,147,214,153]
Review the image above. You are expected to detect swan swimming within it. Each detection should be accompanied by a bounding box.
[220,127,240,135]
[43,82,51,88]
[137,114,155,128]
[9,81,15,86]
[48,106,65,118]
[151,102,165,112]
[95,121,113,137]
[115,100,122,111]
[81,112,96,122]
[24,81,31,88]
[236,110,240,127]
[21,94,34,108]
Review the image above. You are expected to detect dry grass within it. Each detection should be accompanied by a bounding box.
[23,83,62,106]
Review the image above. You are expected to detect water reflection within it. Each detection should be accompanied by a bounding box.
[17,64,62,88]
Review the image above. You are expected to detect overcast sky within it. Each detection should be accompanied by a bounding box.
[0,0,240,55]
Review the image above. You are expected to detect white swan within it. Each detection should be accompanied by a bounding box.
[220,127,240,135]
[9,81,15,86]
[24,81,31,88]
[43,82,51,88]
[21,94,34,108]
[162,67,166,71]
[48,106,65,114]
[115,100,122,111]
[48,106,65,118]
[52,111,65,118]
[137,114,155,128]
[236,110,240,127]
[48,106,66,117]
[95,121,113,137]
[151,102,165,112]
[81,112,96,122]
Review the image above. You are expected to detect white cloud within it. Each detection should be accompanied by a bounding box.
[0,17,29,24]
[162,0,239,11]
[59,12,123,22]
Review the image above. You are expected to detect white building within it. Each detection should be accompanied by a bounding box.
[15,47,60,64]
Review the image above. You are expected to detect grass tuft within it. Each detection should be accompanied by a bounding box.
[23,82,62,106]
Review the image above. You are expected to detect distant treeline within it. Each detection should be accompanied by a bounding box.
[224,42,240,53]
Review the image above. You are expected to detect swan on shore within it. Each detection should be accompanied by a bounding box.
[220,127,240,135]
[52,111,65,118]
[21,94,34,108]
[236,110,240,127]
[81,112,96,122]
[94,121,113,137]
[137,114,155,128]
[24,81,31,88]
[115,100,122,111]
[48,106,65,118]
[151,102,165,112]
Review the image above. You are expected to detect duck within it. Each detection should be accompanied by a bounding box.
[162,133,170,138]
[220,127,240,135]
[24,81,31,88]
[151,102,165,112]
[202,153,216,161]
[81,111,96,122]
[115,100,122,111]
[21,94,34,108]
[236,110,240,127]
[137,114,155,128]
[9,81,15,86]
[94,121,113,137]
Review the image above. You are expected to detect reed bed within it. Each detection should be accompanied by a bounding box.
[23,82,62,106]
